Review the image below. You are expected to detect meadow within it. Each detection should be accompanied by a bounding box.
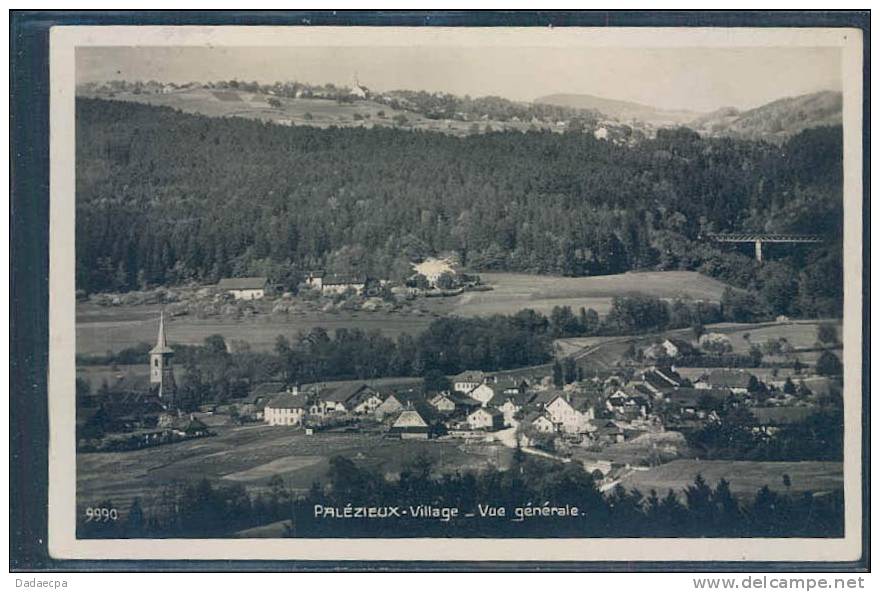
[449,270,731,318]
[76,270,732,355]
[616,458,843,500]
[77,425,513,520]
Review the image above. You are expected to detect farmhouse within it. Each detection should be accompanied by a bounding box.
[217,276,270,300]
[698,369,759,395]
[388,402,439,440]
[467,407,504,431]
[320,274,367,295]
[317,383,381,414]
[374,388,424,421]
[639,366,684,397]
[452,370,486,394]
[264,393,309,426]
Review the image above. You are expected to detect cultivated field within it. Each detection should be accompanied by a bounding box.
[616,459,843,500]
[77,426,512,519]
[450,271,731,318]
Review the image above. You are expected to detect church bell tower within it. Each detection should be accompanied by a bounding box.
[149,311,177,408]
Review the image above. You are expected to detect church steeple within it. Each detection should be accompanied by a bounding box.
[150,310,173,356]
[149,311,176,408]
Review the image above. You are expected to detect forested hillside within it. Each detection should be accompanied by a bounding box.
[75,98,843,317]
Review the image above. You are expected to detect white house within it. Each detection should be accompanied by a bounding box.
[544,393,592,434]
[264,393,309,426]
[452,370,486,394]
[467,407,504,431]
[217,277,270,300]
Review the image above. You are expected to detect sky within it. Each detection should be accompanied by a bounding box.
[77,45,841,113]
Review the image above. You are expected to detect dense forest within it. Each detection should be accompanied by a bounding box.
[76,98,843,317]
[79,453,844,539]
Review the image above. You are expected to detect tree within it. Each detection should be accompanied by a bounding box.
[412,273,430,290]
[552,360,564,388]
[435,271,456,290]
[691,323,706,343]
[422,368,451,393]
[815,350,843,376]
[817,323,839,345]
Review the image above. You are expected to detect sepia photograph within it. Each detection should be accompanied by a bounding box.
[31,20,865,564]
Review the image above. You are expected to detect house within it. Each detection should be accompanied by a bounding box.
[524,412,556,434]
[698,369,759,395]
[320,274,367,295]
[593,420,625,444]
[233,393,271,421]
[640,366,684,397]
[488,391,536,426]
[605,389,649,419]
[659,338,697,359]
[451,370,486,394]
[750,406,815,436]
[305,271,325,290]
[217,277,270,300]
[469,378,525,407]
[544,393,591,434]
[388,402,439,440]
[467,407,505,431]
[374,387,424,421]
[429,391,481,415]
[264,393,310,426]
[317,383,381,414]
[666,387,729,417]
[170,416,211,437]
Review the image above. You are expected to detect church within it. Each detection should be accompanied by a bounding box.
[149,311,177,409]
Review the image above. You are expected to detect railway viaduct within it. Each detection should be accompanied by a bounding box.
[706,233,823,262]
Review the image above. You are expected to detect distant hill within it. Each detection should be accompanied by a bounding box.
[534,93,699,126]
[537,90,842,143]
[689,91,842,142]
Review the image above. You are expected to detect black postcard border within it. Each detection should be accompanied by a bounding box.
[9,9,870,573]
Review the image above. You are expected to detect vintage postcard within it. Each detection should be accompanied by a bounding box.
[45,23,864,563]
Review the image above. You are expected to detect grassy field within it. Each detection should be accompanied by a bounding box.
[450,271,730,318]
[76,305,437,355]
[77,426,512,519]
[616,459,843,500]
[76,270,734,355]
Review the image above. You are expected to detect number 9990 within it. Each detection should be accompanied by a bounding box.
[84,507,118,522]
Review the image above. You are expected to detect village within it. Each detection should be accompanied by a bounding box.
[77,266,841,485]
